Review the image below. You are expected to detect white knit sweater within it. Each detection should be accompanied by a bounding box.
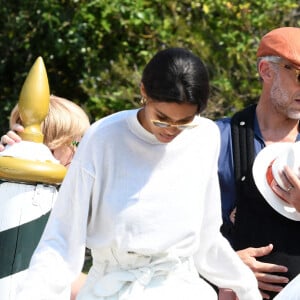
[16,109,261,299]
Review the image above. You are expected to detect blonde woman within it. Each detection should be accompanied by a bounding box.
[2,95,90,167]
[0,95,90,300]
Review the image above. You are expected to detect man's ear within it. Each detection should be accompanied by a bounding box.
[258,60,274,82]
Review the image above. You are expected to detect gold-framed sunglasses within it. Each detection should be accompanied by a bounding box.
[271,61,300,84]
[151,119,198,130]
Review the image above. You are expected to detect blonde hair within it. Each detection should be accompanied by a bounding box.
[10,95,90,150]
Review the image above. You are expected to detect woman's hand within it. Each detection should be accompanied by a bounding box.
[0,124,24,151]
[218,288,238,300]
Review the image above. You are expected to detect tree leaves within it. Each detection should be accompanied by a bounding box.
[0,0,298,132]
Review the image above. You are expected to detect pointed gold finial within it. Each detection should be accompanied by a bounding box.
[0,57,67,184]
[18,56,50,143]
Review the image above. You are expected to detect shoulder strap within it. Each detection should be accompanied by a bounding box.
[230,104,256,186]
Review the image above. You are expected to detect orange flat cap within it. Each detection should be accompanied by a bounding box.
[257,27,300,66]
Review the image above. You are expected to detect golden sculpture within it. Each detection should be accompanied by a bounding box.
[0,57,66,184]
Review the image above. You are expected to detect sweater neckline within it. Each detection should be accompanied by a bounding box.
[127,109,164,145]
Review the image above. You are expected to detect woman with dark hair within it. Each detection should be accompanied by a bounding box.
[16,48,261,300]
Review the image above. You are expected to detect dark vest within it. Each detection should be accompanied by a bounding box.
[231,105,300,299]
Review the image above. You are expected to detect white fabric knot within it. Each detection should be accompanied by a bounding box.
[92,255,182,298]
[93,270,136,297]
[130,267,153,286]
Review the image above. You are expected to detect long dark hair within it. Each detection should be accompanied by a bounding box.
[141,48,209,113]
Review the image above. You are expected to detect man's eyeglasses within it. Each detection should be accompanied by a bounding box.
[151,119,198,130]
[271,61,300,84]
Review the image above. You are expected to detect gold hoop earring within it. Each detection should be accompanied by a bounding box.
[140,96,147,106]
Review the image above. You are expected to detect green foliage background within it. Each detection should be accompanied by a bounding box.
[0,0,299,131]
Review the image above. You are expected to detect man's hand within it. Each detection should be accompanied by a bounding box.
[271,165,300,212]
[237,244,289,299]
